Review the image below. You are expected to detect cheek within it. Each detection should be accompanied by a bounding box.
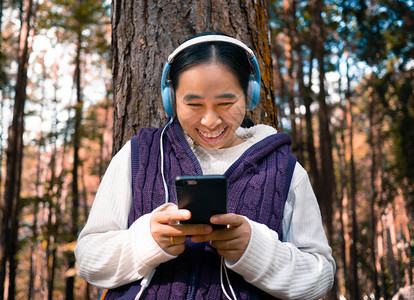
[225,107,245,125]
[176,107,198,130]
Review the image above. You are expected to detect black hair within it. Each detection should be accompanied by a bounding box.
[168,32,253,99]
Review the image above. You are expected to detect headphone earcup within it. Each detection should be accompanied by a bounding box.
[169,87,176,115]
[247,75,260,111]
[162,85,174,117]
[250,79,260,110]
[161,62,174,116]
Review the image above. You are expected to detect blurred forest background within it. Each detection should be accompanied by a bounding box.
[0,0,412,299]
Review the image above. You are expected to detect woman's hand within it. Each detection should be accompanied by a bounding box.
[150,204,213,256]
[191,213,251,262]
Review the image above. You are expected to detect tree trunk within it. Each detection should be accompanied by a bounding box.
[0,0,35,297]
[111,0,277,153]
[338,119,350,299]
[271,39,287,130]
[368,88,380,297]
[384,206,402,294]
[289,0,312,175]
[44,59,60,300]
[282,0,298,145]
[302,47,319,190]
[336,59,349,299]
[310,0,336,243]
[341,52,352,300]
[347,86,360,300]
[309,0,338,297]
[377,218,389,299]
[28,56,46,300]
[66,31,82,300]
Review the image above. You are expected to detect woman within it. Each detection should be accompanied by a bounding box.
[75,32,335,299]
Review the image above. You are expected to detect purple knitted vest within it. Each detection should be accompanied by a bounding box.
[105,119,293,299]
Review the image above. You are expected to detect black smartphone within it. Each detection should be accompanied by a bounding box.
[175,175,227,229]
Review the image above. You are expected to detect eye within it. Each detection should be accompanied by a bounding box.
[187,103,202,107]
[218,101,234,106]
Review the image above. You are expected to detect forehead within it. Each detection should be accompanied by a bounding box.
[177,62,241,88]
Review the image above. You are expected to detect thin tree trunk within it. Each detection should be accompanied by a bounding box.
[282,0,298,146]
[290,0,312,173]
[66,31,83,300]
[0,0,35,297]
[28,53,47,300]
[81,164,89,221]
[368,88,380,297]
[378,217,389,299]
[8,6,38,296]
[384,206,402,294]
[302,49,319,189]
[310,0,336,240]
[44,59,60,300]
[336,60,349,299]
[310,1,338,297]
[0,92,4,199]
[340,51,351,300]
[345,53,360,300]
[271,41,287,131]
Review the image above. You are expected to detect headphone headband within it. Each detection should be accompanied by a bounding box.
[168,35,255,63]
[161,35,261,116]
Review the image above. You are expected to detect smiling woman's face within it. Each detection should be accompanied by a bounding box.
[175,62,246,150]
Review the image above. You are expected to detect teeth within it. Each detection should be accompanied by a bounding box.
[199,128,224,138]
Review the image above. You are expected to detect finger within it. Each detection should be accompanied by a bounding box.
[166,244,186,256]
[168,235,186,246]
[210,213,244,227]
[152,208,191,224]
[169,223,213,237]
[190,227,229,243]
[164,235,190,256]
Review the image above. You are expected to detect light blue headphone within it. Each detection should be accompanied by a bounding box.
[161,35,261,117]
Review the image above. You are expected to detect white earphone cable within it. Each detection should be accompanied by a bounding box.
[134,268,157,300]
[160,117,174,203]
[220,256,238,300]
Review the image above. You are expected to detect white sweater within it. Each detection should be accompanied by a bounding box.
[75,125,335,299]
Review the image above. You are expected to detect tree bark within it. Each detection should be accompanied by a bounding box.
[111,0,277,153]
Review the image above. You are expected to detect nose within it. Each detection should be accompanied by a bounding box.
[200,109,222,128]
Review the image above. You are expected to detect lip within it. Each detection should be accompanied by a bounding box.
[197,126,228,144]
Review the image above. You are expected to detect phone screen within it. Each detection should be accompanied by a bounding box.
[175,175,227,228]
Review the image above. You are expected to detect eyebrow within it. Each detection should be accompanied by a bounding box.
[216,93,237,99]
[182,93,238,101]
[183,94,203,101]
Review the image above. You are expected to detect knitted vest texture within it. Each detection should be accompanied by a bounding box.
[105,119,293,299]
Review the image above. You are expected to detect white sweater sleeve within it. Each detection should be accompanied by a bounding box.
[225,162,335,299]
[74,141,175,289]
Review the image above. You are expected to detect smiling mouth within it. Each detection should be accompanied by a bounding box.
[197,127,227,139]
